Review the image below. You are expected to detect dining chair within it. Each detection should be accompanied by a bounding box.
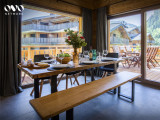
[57,71,80,89]
[30,54,51,97]
[99,53,119,77]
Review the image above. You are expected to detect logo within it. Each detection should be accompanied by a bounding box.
[4,5,24,15]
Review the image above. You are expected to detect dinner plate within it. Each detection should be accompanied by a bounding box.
[81,61,98,64]
[51,64,72,68]
[41,59,54,63]
[101,57,117,61]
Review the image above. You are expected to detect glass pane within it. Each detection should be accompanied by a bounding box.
[146,9,160,82]
[21,6,80,85]
[109,14,141,74]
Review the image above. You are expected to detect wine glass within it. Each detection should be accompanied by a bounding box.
[83,51,89,61]
[51,54,56,64]
[44,51,50,60]
[103,50,108,57]
[58,54,64,64]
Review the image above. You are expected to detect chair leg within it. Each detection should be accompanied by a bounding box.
[66,75,68,89]
[30,80,44,97]
[39,80,43,97]
[57,73,64,86]
[22,73,26,83]
[69,76,72,85]
[73,74,79,86]
[84,71,87,84]
[30,87,34,96]
[102,72,106,78]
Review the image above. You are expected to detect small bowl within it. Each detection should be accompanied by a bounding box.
[56,57,71,64]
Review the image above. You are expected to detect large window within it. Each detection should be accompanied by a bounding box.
[21,5,81,85]
[109,14,141,74]
[109,9,160,84]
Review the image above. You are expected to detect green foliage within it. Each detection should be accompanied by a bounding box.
[147,9,160,45]
[64,29,87,48]
[59,53,71,57]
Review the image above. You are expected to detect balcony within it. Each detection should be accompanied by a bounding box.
[22,37,66,45]
[22,22,79,32]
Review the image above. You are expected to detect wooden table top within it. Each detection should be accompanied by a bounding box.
[18,59,123,79]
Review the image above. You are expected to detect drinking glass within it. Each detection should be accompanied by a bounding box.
[79,53,83,63]
[44,51,50,60]
[83,51,89,60]
[58,54,64,64]
[96,52,102,62]
[103,50,108,57]
[51,54,56,64]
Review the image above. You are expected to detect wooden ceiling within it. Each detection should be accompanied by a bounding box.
[24,0,160,16]
[60,0,127,9]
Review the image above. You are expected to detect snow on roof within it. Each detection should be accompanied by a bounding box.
[132,33,153,41]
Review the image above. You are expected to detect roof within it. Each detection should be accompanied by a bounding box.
[132,33,154,41]
[110,21,137,32]
[110,21,154,42]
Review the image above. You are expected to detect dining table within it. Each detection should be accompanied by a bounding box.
[17,58,124,99]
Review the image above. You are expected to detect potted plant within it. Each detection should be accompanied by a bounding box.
[64,29,87,63]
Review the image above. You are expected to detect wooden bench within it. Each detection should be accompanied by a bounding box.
[30,71,141,120]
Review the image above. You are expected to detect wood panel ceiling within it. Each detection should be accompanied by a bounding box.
[24,0,160,16]
[58,0,94,9]
[60,0,127,9]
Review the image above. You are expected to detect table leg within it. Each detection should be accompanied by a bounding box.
[66,108,74,120]
[113,63,117,74]
[90,68,95,81]
[113,63,118,94]
[51,75,58,93]
[51,75,59,120]
[34,78,39,98]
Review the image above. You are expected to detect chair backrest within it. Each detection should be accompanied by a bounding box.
[105,53,119,68]
[34,54,49,62]
[106,53,119,58]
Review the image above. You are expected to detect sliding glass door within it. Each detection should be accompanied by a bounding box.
[145,8,160,82]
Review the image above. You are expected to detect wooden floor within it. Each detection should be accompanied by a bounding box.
[118,63,160,83]
[21,63,160,85]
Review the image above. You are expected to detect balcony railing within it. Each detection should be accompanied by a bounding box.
[110,37,129,45]
[22,37,66,45]
[22,22,79,32]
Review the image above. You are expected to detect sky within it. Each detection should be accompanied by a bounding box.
[22,8,50,21]
[22,8,155,26]
[111,11,154,26]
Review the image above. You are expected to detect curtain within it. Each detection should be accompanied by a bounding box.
[0,0,22,96]
[82,8,92,50]
[96,7,107,53]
